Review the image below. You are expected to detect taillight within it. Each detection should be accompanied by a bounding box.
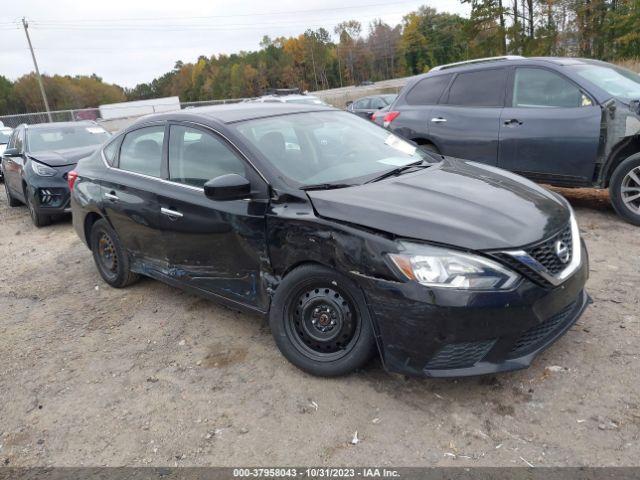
[370,112,377,122]
[67,170,79,191]
[383,111,400,128]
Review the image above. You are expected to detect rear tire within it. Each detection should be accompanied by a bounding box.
[609,154,640,226]
[90,218,139,288]
[4,181,21,207]
[25,186,51,227]
[269,264,376,377]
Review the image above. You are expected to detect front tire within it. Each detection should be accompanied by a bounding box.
[89,219,139,288]
[4,181,21,207]
[610,154,640,226]
[269,264,376,377]
[25,186,51,227]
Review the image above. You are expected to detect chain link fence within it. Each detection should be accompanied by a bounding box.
[0,81,408,130]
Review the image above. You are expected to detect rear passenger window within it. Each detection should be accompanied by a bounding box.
[118,126,164,177]
[446,69,507,107]
[406,74,451,105]
[513,68,587,108]
[168,125,245,188]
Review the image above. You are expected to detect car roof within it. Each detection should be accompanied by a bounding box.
[22,120,98,130]
[135,103,336,125]
[427,56,599,76]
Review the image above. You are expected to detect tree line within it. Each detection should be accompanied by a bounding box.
[1,0,639,115]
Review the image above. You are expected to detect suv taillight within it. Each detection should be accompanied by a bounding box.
[383,111,400,128]
[67,170,79,191]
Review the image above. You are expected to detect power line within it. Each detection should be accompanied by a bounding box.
[29,0,424,24]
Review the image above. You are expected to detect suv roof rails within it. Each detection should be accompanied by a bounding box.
[430,55,525,72]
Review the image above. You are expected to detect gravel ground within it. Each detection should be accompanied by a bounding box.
[0,186,638,467]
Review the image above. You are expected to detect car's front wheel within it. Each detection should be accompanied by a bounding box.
[610,153,640,226]
[90,219,139,288]
[4,181,21,207]
[269,264,376,377]
[25,186,51,227]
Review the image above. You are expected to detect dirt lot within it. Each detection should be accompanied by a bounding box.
[0,186,638,467]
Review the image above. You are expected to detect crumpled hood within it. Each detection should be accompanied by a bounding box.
[307,158,570,251]
[28,145,98,167]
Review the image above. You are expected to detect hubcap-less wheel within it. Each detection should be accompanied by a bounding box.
[287,286,360,361]
[622,166,640,214]
[97,232,119,276]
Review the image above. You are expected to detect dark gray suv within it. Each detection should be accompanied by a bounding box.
[383,56,640,225]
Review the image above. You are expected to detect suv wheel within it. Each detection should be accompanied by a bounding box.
[25,186,51,227]
[610,153,640,226]
[90,219,139,288]
[4,181,21,207]
[269,264,376,377]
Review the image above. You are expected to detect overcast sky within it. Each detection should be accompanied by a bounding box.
[0,0,469,88]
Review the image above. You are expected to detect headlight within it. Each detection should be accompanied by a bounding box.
[31,161,57,177]
[388,243,520,290]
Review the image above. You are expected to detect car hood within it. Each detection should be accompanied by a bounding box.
[307,158,570,251]
[28,145,99,167]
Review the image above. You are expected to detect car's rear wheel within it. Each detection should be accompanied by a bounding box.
[90,219,139,288]
[610,154,640,226]
[269,264,376,377]
[4,180,21,207]
[25,186,51,227]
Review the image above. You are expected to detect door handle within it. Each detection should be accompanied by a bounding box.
[431,117,447,123]
[104,192,119,202]
[504,119,523,126]
[161,207,183,219]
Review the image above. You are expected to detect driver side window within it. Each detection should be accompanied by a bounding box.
[168,125,246,188]
[513,68,592,108]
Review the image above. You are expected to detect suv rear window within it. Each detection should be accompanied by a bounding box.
[446,69,507,107]
[405,74,451,105]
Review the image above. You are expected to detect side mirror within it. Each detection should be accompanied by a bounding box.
[204,174,251,201]
[3,147,20,157]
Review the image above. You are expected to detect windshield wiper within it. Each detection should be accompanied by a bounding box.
[365,161,432,184]
[300,183,356,191]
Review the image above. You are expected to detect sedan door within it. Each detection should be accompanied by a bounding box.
[157,123,270,311]
[352,98,374,119]
[498,67,601,185]
[100,124,166,270]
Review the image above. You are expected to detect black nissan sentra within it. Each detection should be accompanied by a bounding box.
[70,104,589,378]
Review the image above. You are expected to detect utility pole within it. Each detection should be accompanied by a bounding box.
[22,17,52,122]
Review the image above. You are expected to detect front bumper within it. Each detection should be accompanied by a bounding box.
[27,175,72,215]
[357,242,590,377]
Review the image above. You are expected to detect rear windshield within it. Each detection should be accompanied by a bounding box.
[27,125,111,153]
[572,64,640,101]
[234,110,436,187]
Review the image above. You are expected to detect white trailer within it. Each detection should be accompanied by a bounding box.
[98,97,181,120]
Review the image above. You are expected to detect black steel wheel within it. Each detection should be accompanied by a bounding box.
[270,264,376,377]
[90,218,139,288]
[288,285,360,361]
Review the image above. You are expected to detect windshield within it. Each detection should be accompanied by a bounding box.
[0,130,11,144]
[572,64,640,101]
[234,111,436,187]
[27,125,111,153]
